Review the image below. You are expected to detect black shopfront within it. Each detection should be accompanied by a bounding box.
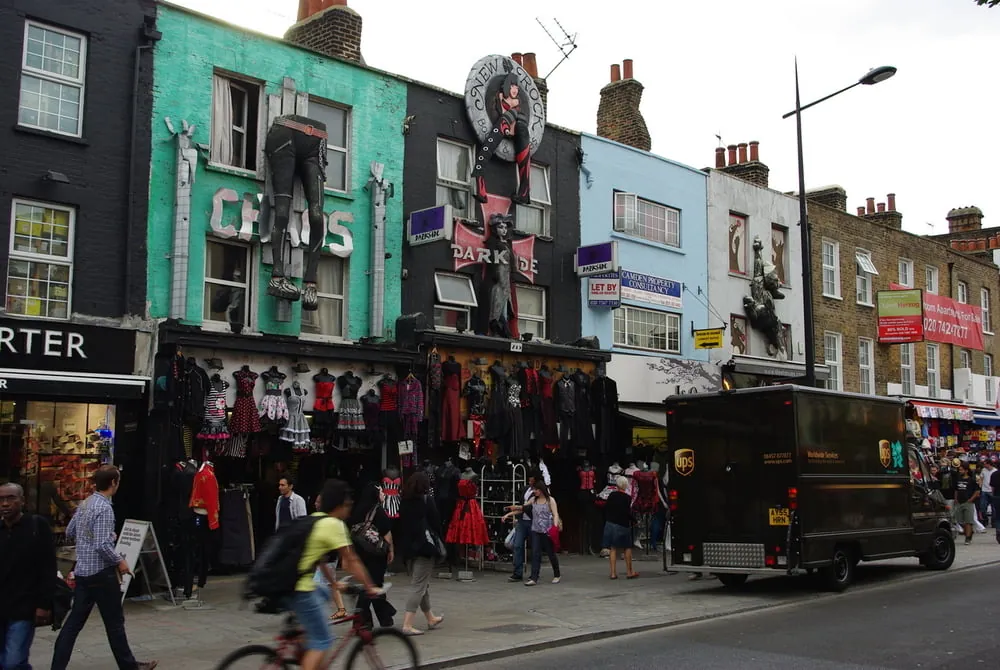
[0,318,148,542]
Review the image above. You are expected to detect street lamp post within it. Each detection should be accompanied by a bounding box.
[783,63,897,387]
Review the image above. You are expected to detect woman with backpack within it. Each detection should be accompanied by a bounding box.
[398,472,445,636]
[346,483,397,628]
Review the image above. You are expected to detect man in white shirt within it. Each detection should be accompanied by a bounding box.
[275,476,308,531]
[979,459,996,524]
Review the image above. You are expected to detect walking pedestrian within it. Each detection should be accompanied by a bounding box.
[275,476,308,531]
[955,463,980,545]
[347,482,397,628]
[51,465,158,670]
[503,469,545,583]
[398,472,445,636]
[979,459,996,525]
[507,482,562,586]
[1,482,56,670]
[603,476,639,580]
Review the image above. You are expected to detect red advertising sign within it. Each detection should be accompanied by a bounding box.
[890,283,984,350]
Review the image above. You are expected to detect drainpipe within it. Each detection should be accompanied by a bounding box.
[165,119,198,320]
[948,261,956,397]
[366,161,392,338]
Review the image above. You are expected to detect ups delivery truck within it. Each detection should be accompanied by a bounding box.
[666,385,954,591]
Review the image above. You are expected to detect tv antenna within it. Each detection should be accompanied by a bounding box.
[716,132,724,148]
[536,17,578,79]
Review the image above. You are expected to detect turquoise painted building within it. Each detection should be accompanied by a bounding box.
[578,133,717,409]
[147,4,406,340]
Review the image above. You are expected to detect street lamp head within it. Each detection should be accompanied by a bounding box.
[859,66,897,86]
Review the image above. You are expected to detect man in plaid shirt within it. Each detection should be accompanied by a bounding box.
[51,466,157,670]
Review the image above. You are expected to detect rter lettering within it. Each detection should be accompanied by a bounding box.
[0,327,87,358]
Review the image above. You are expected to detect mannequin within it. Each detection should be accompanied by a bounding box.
[336,371,365,430]
[517,364,541,448]
[280,381,311,449]
[361,389,381,441]
[230,365,261,435]
[380,467,401,518]
[187,460,219,595]
[506,372,526,458]
[570,369,595,456]
[440,356,463,442]
[538,365,559,454]
[197,375,231,441]
[555,373,576,454]
[398,372,424,453]
[377,374,401,462]
[259,367,289,425]
[486,362,510,445]
[591,369,619,457]
[577,461,597,555]
[312,368,336,440]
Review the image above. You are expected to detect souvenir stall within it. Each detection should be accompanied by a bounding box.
[906,400,975,459]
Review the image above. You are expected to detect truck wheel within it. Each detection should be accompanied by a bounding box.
[716,574,749,588]
[923,528,955,570]
[823,546,854,592]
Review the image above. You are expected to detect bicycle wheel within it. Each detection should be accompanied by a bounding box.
[215,644,289,670]
[345,628,420,669]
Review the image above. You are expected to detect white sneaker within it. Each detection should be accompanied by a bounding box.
[524,579,537,586]
[551,577,561,584]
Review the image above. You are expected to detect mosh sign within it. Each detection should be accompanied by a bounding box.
[0,318,137,375]
[408,205,454,246]
[575,242,618,277]
[890,283,984,350]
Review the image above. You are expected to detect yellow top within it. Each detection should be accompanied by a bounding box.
[296,513,351,592]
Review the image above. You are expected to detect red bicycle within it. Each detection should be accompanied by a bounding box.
[215,583,419,669]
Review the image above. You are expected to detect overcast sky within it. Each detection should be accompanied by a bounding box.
[175,0,997,236]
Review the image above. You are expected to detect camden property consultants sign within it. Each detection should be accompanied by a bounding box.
[619,270,682,309]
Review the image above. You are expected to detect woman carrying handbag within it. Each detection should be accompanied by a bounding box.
[503,481,562,585]
[398,472,445,636]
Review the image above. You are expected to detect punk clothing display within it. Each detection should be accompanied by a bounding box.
[399,377,425,439]
[464,375,487,416]
[486,365,510,442]
[279,387,311,450]
[312,373,336,437]
[570,370,595,454]
[259,370,290,424]
[555,376,575,451]
[189,463,221,529]
[633,470,658,513]
[507,379,526,458]
[380,476,401,519]
[539,371,559,450]
[518,367,541,443]
[591,375,619,457]
[230,368,262,435]
[336,373,365,431]
[197,379,231,441]
[361,392,381,438]
[445,479,489,546]
[440,359,463,442]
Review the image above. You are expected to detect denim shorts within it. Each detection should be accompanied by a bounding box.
[603,521,632,549]
[290,589,333,651]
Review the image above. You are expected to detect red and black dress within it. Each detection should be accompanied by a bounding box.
[230,368,261,434]
[440,359,463,442]
[445,479,489,546]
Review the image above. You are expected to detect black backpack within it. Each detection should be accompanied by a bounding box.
[245,515,322,601]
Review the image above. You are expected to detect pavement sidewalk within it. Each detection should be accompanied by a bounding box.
[29,540,1000,669]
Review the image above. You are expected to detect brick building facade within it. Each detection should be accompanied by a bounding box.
[809,193,1000,403]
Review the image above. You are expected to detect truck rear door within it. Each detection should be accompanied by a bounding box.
[669,391,797,571]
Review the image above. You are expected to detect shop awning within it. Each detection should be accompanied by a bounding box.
[0,368,148,400]
[973,410,1000,427]
[729,355,830,382]
[908,400,974,422]
[619,403,666,427]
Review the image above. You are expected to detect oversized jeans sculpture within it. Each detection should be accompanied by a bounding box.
[264,114,327,310]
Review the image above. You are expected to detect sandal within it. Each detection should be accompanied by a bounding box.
[428,615,444,629]
[609,575,618,580]
[401,627,424,636]
[330,608,348,621]
[627,573,640,579]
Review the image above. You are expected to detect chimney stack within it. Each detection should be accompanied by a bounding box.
[286,0,363,64]
[946,206,984,233]
[887,193,896,212]
[596,59,651,151]
[857,206,866,216]
[805,186,847,211]
[717,140,770,188]
[518,52,548,121]
[877,202,886,213]
[866,197,875,214]
[858,193,903,229]
[512,52,523,66]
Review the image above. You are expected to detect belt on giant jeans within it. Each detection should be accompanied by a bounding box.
[274,117,328,139]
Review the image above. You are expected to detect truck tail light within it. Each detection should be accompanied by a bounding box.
[788,486,798,510]
[668,489,679,512]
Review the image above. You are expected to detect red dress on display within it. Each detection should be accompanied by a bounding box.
[440,361,462,442]
[445,479,489,546]
[633,470,658,514]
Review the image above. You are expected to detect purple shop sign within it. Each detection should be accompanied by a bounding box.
[407,204,454,246]
[574,241,618,277]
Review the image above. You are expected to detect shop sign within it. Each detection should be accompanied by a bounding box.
[0,318,136,375]
[575,241,618,277]
[620,270,682,309]
[877,288,924,343]
[890,283,983,350]
[693,328,725,350]
[407,204,454,246]
[588,272,621,308]
[451,220,538,283]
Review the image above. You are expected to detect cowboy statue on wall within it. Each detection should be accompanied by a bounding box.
[743,235,786,357]
[464,55,546,208]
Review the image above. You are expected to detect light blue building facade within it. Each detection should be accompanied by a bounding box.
[578,133,717,421]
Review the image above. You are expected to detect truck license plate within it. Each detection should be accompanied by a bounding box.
[769,508,790,526]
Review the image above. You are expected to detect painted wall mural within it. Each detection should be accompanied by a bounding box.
[771,224,788,286]
[730,314,748,355]
[729,213,747,276]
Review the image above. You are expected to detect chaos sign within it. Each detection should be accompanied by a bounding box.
[464,55,546,206]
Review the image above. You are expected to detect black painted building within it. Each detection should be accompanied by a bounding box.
[0,0,158,524]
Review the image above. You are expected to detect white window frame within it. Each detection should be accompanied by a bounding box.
[300,255,348,340]
[18,21,87,138]
[209,72,264,173]
[436,138,474,219]
[858,337,875,395]
[433,304,470,332]
[514,283,547,339]
[203,238,254,330]
[959,349,971,370]
[308,98,351,194]
[901,342,915,396]
[433,271,477,307]
[855,249,876,305]
[6,199,75,320]
[926,343,940,398]
[515,164,552,236]
[614,193,680,247]
[982,288,993,334]
[613,305,681,354]
[823,331,843,391]
[821,239,841,298]
[958,281,969,304]
[897,258,914,288]
[925,265,939,295]
[986,354,994,404]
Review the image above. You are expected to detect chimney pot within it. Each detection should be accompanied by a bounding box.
[610,64,621,82]
[990,237,999,250]
[887,193,896,212]
[737,143,748,164]
[727,144,738,166]
[622,58,634,79]
[512,52,523,65]
[749,140,759,162]
[877,202,886,213]
[522,52,538,78]
[857,206,866,216]
[714,147,726,169]
[866,197,875,214]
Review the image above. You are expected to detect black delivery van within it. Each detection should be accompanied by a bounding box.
[666,385,954,591]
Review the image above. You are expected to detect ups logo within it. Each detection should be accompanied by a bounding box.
[674,448,695,476]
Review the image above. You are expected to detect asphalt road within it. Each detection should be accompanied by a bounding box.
[464,563,1000,669]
